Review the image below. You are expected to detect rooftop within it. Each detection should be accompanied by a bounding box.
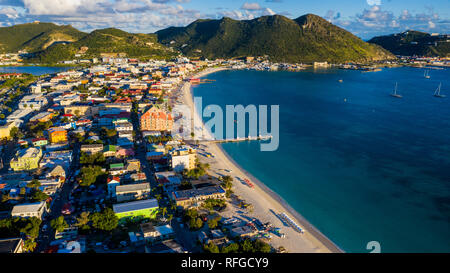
[113,198,159,214]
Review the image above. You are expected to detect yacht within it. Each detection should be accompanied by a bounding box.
[390,82,402,98]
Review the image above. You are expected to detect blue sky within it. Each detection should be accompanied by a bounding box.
[0,0,448,39]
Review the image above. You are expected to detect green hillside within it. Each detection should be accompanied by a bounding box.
[156,14,395,63]
[368,30,450,57]
[0,22,85,53]
[29,28,177,63]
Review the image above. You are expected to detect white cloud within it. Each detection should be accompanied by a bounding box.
[366,0,381,6]
[0,6,19,18]
[241,3,262,11]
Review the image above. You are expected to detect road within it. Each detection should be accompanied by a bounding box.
[35,142,81,253]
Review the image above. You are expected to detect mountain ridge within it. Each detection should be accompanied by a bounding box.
[369,30,450,57]
[156,14,395,63]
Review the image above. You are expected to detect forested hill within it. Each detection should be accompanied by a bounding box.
[156,14,395,63]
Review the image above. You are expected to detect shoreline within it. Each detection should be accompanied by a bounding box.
[178,66,344,253]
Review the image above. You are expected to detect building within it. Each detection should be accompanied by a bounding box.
[140,105,173,132]
[171,186,226,208]
[231,225,258,238]
[116,183,151,203]
[48,127,68,143]
[170,146,196,172]
[113,198,159,221]
[0,238,24,253]
[141,223,175,243]
[10,147,42,171]
[81,144,104,154]
[11,201,47,219]
[0,122,16,140]
[103,145,117,158]
[32,137,48,147]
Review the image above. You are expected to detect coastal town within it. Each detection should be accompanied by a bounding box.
[0,56,340,254]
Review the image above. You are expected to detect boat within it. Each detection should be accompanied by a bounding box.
[424,70,431,79]
[338,79,343,83]
[243,178,254,188]
[390,82,402,98]
[434,83,446,98]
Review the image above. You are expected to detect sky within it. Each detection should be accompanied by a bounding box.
[0,0,449,39]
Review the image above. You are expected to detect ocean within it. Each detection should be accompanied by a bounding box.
[192,67,450,253]
[0,66,72,76]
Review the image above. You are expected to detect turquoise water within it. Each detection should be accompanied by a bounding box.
[193,67,450,253]
[0,66,71,75]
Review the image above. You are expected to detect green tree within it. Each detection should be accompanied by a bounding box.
[51,216,68,232]
[31,189,48,202]
[220,175,233,190]
[75,212,91,230]
[27,179,41,189]
[90,208,119,232]
[221,242,239,253]
[203,242,219,253]
[79,165,105,187]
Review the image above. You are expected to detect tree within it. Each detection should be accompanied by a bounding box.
[75,212,90,230]
[31,189,48,202]
[221,242,239,253]
[207,215,221,229]
[79,165,105,187]
[203,242,219,253]
[23,239,37,252]
[27,179,41,189]
[90,208,119,232]
[220,175,233,190]
[51,216,68,232]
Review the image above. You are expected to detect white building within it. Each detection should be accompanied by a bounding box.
[11,201,47,219]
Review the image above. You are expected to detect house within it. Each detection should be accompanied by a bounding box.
[48,127,68,143]
[32,137,48,147]
[0,122,16,140]
[170,146,196,172]
[11,201,47,219]
[10,147,42,171]
[231,225,258,238]
[126,159,140,172]
[81,144,104,154]
[115,122,133,132]
[103,145,117,158]
[109,163,127,176]
[48,165,66,179]
[113,198,159,221]
[141,223,175,243]
[29,111,53,123]
[140,105,173,132]
[0,238,24,253]
[145,239,186,253]
[171,186,226,209]
[107,176,121,198]
[116,183,151,203]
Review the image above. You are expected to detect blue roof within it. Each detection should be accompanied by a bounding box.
[113,199,159,214]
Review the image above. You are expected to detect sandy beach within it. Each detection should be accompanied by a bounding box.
[177,67,343,253]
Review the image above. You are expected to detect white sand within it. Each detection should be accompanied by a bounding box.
[177,67,343,253]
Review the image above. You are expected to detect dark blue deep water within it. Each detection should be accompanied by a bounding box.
[193,67,450,253]
[0,66,71,75]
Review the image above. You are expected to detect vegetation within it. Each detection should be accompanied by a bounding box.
[203,238,271,253]
[79,165,106,187]
[50,216,68,232]
[0,217,41,252]
[203,199,226,211]
[79,152,106,166]
[75,212,91,231]
[369,30,450,57]
[156,14,395,63]
[90,208,119,232]
[184,208,204,230]
[0,22,85,53]
[207,215,222,229]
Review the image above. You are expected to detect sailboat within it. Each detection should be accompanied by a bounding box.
[390,82,402,98]
[434,83,446,98]
[424,70,430,79]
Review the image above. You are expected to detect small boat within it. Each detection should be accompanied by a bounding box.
[424,70,431,79]
[243,178,254,188]
[338,79,343,83]
[434,83,446,98]
[390,82,402,98]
